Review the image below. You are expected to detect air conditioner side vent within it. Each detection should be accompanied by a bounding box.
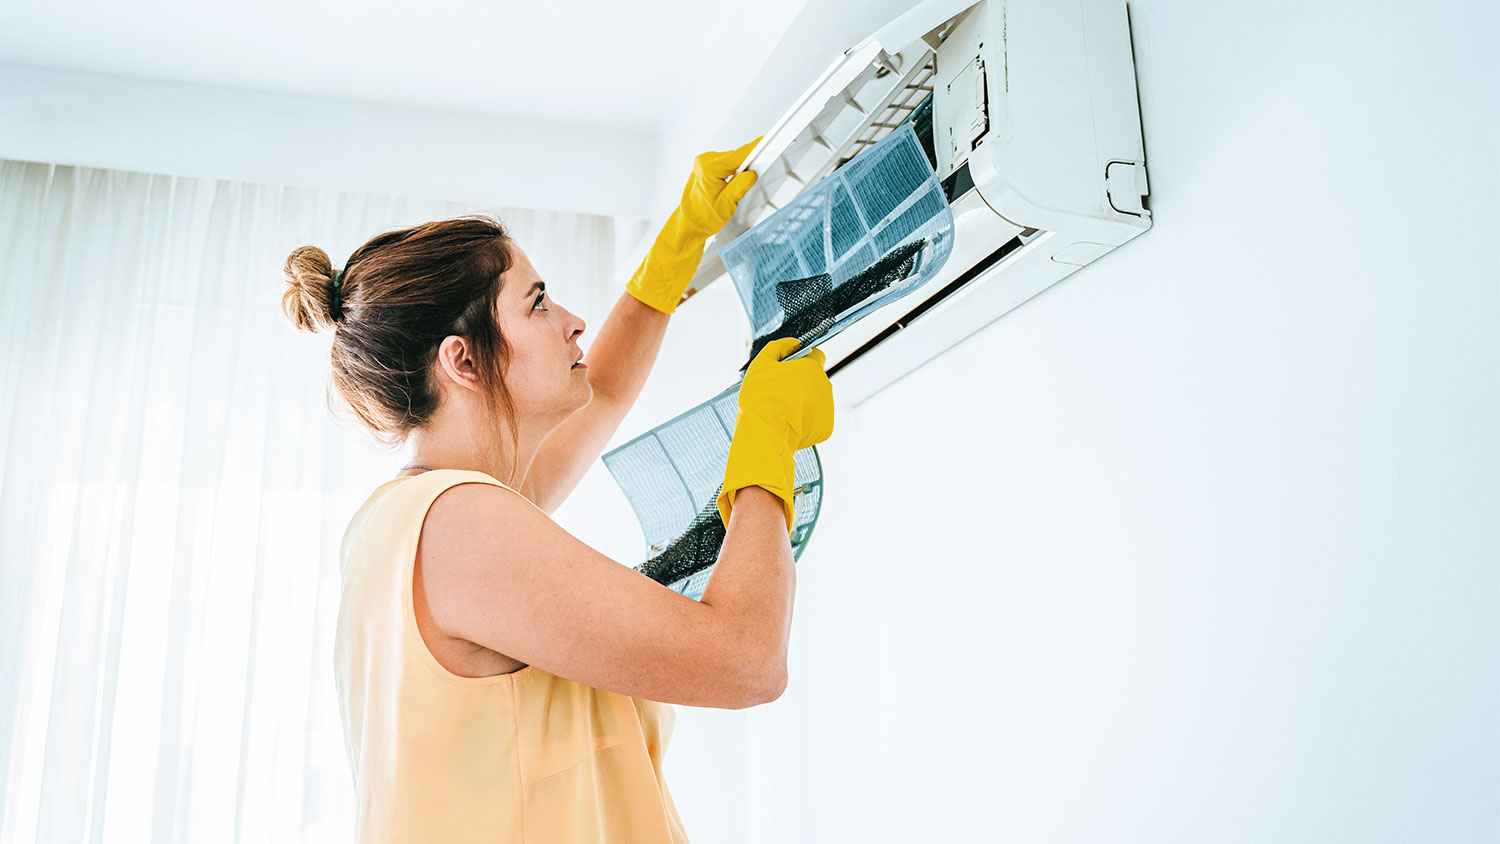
[941,160,975,203]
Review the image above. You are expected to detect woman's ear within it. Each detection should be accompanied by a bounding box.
[435,335,483,394]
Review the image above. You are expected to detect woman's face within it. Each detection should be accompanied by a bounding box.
[494,244,592,426]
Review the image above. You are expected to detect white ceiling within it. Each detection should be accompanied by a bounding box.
[0,0,809,133]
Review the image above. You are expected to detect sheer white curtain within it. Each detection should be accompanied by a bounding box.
[0,159,641,842]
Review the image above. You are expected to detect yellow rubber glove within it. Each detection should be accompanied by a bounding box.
[716,338,835,535]
[626,137,761,315]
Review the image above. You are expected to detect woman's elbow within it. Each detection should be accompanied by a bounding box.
[748,664,788,707]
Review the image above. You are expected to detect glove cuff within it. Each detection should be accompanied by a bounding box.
[624,210,709,315]
[716,412,798,536]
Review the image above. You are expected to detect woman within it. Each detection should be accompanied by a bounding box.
[280,139,835,843]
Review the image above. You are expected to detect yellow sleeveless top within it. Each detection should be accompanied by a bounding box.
[334,469,690,843]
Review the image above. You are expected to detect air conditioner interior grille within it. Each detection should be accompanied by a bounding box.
[833,57,937,171]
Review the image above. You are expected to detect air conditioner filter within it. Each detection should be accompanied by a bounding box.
[720,122,956,367]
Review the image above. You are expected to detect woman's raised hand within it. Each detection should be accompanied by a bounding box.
[624,137,762,315]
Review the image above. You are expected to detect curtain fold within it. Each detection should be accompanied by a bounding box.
[0,159,630,843]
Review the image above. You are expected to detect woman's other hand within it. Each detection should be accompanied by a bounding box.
[675,137,760,236]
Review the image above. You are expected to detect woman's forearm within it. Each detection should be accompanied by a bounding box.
[586,292,671,409]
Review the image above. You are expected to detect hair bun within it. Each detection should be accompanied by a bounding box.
[280,245,341,333]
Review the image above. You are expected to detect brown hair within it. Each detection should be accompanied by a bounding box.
[280,214,522,477]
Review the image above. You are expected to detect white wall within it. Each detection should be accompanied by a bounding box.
[0,63,657,219]
[694,1,1495,842]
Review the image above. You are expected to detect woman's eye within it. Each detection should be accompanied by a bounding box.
[532,293,546,311]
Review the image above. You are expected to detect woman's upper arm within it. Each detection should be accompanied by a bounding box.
[416,481,776,709]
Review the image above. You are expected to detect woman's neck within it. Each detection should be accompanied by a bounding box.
[400,436,533,488]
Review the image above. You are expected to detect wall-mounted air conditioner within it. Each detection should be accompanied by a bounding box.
[685,0,1151,408]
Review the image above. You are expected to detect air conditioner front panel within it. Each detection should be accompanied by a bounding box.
[951,0,1151,240]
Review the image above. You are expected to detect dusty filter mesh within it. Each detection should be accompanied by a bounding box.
[606,122,955,600]
[742,238,926,369]
[632,499,726,590]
